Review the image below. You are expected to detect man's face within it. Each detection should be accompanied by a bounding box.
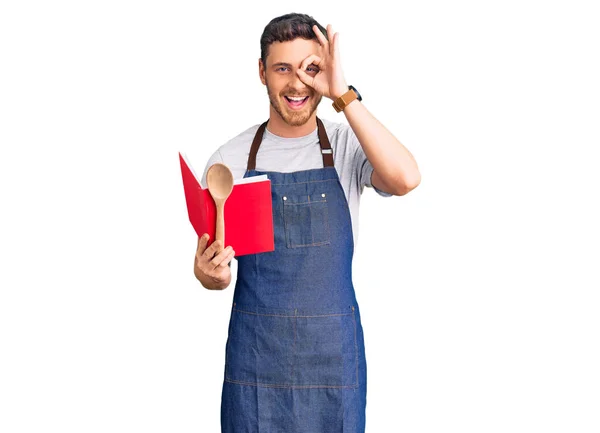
[260,38,323,127]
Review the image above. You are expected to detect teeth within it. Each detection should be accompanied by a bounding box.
[287,96,308,101]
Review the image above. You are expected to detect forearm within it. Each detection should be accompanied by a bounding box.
[341,98,421,192]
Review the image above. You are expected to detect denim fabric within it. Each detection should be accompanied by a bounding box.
[221,165,367,432]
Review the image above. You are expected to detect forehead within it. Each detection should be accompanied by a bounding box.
[266,38,322,67]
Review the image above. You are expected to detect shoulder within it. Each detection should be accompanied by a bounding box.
[320,118,359,151]
[320,117,346,140]
[202,122,264,184]
[321,119,360,160]
[217,122,263,157]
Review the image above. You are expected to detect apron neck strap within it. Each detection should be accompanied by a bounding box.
[246,117,334,171]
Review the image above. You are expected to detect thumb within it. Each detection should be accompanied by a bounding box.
[197,233,209,254]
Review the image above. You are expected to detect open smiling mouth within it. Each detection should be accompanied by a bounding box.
[284,96,309,109]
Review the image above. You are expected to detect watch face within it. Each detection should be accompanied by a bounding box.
[349,85,362,101]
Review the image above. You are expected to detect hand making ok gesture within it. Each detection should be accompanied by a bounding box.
[296,24,349,101]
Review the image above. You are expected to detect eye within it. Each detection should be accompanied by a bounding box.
[276,67,289,72]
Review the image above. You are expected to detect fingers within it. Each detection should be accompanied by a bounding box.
[296,68,317,90]
[326,24,333,49]
[224,248,236,266]
[197,234,221,260]
[313,24,328,47]
[327,26,339,58]
[300,54,322,72]
[196,233,210,257]
[313,24,338,60]
[219,249,235,267]
[316,24,335,56]
[203,239,224,259]
[210,246,235,268]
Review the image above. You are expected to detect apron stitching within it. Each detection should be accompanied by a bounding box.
[352,306,359,387]
[291,308,297,385]
[284,200,327,205]
[224,377,358,389]
[288,241,330,248]
[232,308,353,318]
[225,307,236,382]
[282,197,289,249]
[308,195,314,245]
[271,178,336,186]
[324,195,331,243]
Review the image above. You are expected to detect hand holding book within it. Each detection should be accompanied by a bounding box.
[194,234,234,290]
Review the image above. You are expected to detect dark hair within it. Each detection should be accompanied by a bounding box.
[260,13,328,68]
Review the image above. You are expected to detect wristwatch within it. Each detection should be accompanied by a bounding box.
[332,85,362,113]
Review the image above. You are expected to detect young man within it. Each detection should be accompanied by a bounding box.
[195,12,420,433]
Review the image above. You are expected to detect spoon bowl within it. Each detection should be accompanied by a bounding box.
[207,163,234,199]
[206,163,234,249]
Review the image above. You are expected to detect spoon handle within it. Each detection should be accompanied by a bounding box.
[215,200,225,247]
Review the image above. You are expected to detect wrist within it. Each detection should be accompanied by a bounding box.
[332,85,362,113]
[331,87,348,100]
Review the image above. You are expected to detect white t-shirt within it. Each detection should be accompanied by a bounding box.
[201,117,393,249]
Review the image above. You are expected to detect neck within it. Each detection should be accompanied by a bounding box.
[266,108,317,138]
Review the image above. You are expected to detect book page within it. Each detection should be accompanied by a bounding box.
[233,175,268,185]
[180,152,268,189]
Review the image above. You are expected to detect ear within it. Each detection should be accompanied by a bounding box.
[258,58,266,85]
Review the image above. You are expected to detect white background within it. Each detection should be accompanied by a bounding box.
[1,1,599,432]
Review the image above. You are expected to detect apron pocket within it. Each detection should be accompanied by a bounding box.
[226,307,296,386]
[225,305,359,388]
[282,192,331,248]
[293,308,358,388]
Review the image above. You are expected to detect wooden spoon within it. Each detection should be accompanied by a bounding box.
[206,162,234,249]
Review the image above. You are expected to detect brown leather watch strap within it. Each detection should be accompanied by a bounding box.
[332,88,359,113]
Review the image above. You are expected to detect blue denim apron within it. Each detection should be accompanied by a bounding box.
[221,117,367,433]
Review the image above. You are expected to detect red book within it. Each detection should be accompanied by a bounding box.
[179,152,275,256]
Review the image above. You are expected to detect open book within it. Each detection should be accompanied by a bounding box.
[179,152,275,256]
